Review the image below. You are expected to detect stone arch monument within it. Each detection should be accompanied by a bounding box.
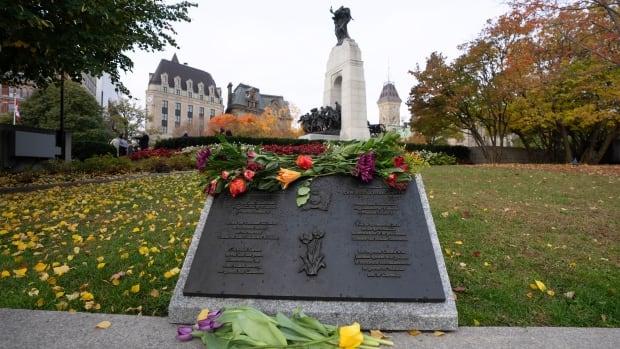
[323,6,370,141]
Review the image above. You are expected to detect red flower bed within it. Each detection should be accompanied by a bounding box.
[128,148,179,160]
[261,143,326,156]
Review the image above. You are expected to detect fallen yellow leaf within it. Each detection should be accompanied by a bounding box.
[13,268,27,278]
[474,319,480,326]
[95,320,111,329]
[33,262,48,272]
[80,292,94,301]
[433,331,445,337]
[53,265,70,276]
[407,330,422,336]
[370,329,388,339]
[534,280,547,292]
[66,292,80,301]
[130,284,140,293]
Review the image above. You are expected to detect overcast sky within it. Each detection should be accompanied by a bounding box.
[121,0,510,124]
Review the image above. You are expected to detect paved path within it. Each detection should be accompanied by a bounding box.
[1,308,618,349]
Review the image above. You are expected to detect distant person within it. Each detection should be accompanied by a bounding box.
[118,134,129,156]
[138,131,150,150]
[110,135,121,157]
[183,130,189,137]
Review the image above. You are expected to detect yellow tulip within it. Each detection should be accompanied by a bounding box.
[339,322,363,349]
[276,168,301,189]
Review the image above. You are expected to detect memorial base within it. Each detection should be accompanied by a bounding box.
[169,175,457,330]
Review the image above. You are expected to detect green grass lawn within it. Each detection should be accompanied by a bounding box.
[0,166,618,327]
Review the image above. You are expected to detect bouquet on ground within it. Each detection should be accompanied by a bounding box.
[196,133,428,205]
[176,306,394,348]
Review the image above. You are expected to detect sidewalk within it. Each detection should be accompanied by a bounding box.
[1,308,618,349]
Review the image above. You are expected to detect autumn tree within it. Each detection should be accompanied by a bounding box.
[409,30,523,162]
[206,108,301,139]
[507,0,620,163]
[107,98,146,138]
[407,52,463,145]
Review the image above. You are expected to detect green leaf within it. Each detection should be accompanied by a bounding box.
[293,314,329,337]
[298,186,310,196]
[297,194,310,207]
[275,312,324,341]
[200,332,231,349]
[237,314,286,346]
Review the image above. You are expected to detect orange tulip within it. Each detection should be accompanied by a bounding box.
[276,168,301,189]
[229,178,246,197]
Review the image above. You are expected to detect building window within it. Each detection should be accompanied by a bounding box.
[162,113,168,121]
[199,107,205,119]
[187,105,193,121]
[175,103,181,126]
[199,94,203,100]
[176,89,180,95]
[161,73,168,86]
[188,91,192,98]
[162,125,168,134]
[210,109,215,118]
[211,96,215,103]
[162,100,168,114]
[163,87,168,93]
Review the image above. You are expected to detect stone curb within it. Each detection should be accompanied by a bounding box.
[1,308,619,349]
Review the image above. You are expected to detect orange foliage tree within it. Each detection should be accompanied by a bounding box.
[207,106,302,139]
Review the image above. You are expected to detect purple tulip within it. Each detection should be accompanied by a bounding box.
[197,309,224,332]
[353,152,376,182]
[196,147,211,170]
[175,326,194,341]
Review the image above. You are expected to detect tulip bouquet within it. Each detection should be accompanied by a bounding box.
[196,133,428,205]
[176,306,394,348]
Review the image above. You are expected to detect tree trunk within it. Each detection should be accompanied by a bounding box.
[558,121,573,163]
[589,123,620,164]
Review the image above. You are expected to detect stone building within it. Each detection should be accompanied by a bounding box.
[225,82,291,130]
[145,54,224,138]
[0,84,36,117]
[377,81,402,128]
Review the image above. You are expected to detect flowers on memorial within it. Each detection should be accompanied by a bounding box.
[197,133,428,205]
[175,306,394,348]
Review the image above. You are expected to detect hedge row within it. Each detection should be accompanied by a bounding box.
[153,136,470,163]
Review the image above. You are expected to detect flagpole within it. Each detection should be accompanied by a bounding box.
[13,97,16,125]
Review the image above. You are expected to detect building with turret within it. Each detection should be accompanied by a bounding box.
[225,82,291,130]
[377,81,402,127]
[145,54,224,138]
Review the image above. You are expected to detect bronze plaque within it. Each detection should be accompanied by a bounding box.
[184,176,445,301]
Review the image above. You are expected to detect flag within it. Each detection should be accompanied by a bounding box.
[14,98,21,123]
